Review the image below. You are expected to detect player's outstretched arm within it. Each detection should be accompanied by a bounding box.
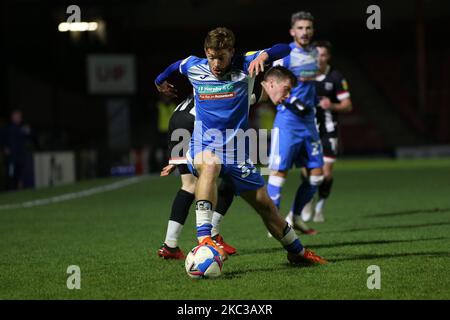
[154,60,182,98]
[160,164,177,176]
[156,81,178,98]
[248,52,269,77]
[319,97,353,113]
[248,43,291,77]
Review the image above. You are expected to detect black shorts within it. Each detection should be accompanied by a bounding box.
[176,164,191,175]
[320,132,339,162]
[167,110,194,165]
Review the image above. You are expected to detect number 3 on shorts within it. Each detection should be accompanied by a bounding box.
[238,159,256,178]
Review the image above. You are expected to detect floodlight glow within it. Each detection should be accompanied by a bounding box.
[58,23,70,32]
[71,22,88,31]
[88,22,98,31]
[58,22,99,32]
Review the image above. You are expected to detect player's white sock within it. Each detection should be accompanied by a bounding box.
[286,211,313,232]
[315,198,326,214]
[280,225,305,255]
[285,211,294,225]
[267,175,285,208]
[313,198,326,222]
[196,200,213,242]
[211,211,224,238]
[164,220,183,248]
[301,199,314,222]
[274,212,296,238]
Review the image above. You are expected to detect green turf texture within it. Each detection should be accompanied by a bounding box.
[0,159,449,299]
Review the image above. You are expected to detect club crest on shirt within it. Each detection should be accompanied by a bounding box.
[342,79,349,91]
[325,82,334,91]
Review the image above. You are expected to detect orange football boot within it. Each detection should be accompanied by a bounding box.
[287,248,328,265]
[212,234,237,255]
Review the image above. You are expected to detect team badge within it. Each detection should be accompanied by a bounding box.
[325,82,334,91]
[342,79,349,90]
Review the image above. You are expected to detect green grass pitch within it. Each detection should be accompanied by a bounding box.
[1,159,449,299]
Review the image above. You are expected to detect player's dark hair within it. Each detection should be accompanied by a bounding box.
[264,66,298,87]
[312,40,333,55]
[204,27,235,50]
[291,11,314,26]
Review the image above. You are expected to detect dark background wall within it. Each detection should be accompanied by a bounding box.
[2,0,450,177]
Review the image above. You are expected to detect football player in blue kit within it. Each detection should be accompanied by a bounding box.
[155,27,326,265]
[267,12,325,234]
[157,95,238,260]
[157,68,302,260]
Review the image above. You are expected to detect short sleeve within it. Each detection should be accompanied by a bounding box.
[334,72,351,101]
[241,50,265,71]
[179,56,194,76]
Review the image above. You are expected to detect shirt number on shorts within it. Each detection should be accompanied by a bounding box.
[311,141,322,156]
[329,138,338,153]
[238,160,257,179]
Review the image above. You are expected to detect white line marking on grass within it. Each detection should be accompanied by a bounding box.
[0,176,149,211]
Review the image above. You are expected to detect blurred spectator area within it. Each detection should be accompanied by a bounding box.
[2,0,449,183]
[356,48,450,144]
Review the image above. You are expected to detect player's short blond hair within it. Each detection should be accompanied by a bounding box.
[204,27,235,50]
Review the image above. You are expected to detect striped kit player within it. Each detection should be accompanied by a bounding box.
[167,95,195,174]
[315,64,351,163]
[302,40,352,223]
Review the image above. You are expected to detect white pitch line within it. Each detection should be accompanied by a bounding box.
[0,176,149,211]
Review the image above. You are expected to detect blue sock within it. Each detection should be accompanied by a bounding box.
[267,176,285,209]
[291,180,318,217]
[197,224,212,238]
[281,224,304,254]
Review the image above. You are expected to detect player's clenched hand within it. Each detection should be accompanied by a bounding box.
[319,97,332,110]
[160,164,176,177]
[155,81,178,98]
[248,52,269,77]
